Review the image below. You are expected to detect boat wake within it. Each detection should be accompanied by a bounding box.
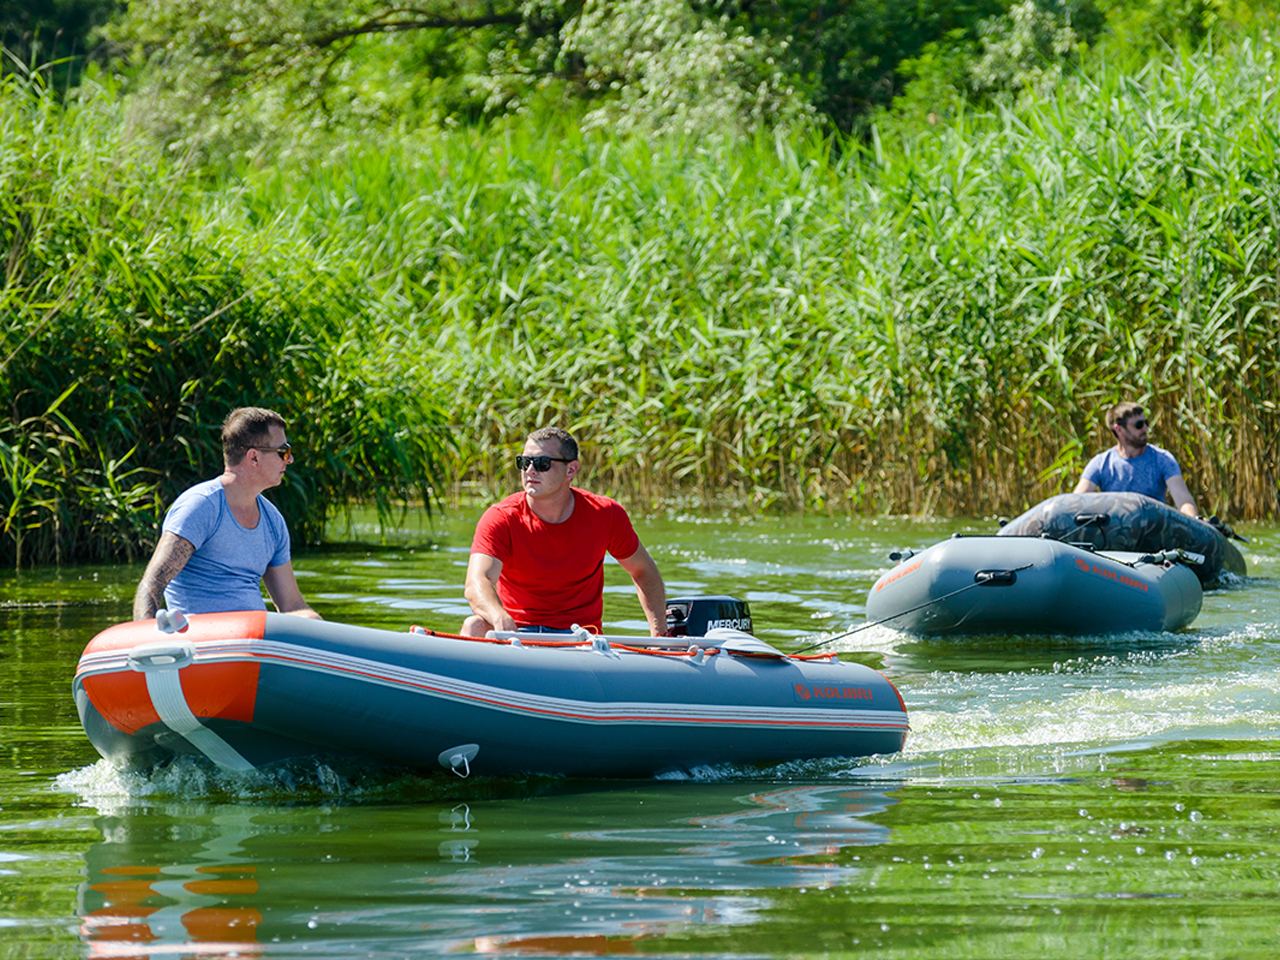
[52,756,570,811]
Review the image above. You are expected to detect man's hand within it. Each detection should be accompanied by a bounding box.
[463,553,515,632]
[1167,475,1199,518]
[263,563,321,619]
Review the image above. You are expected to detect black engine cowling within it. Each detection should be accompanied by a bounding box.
[665,596,753,637]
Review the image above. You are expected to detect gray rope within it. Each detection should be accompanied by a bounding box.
[793,563,1033,655]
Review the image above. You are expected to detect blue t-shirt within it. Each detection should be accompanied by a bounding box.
[1081,445,1181,502]
[161,478,291,614]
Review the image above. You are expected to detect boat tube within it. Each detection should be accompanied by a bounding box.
[865,536,1202,636]
[997,492,1246,586]
[73,611,909,778]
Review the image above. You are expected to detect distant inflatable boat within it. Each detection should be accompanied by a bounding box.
[73,611,909,778]
[866,536,1202,636]
[997,492,1246,586]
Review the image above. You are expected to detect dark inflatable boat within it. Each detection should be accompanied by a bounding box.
[866,536,1202,636]
[997,492,1246,586]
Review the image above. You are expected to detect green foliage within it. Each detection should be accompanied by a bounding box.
[556,0,812,135]
[102,0,1117,145]
[101,0,807,153]
[0,0,119,86]
[0,73,451,566]
[720,0,1010,129]
[968,0,1082,97]
[1094,0,1258,61]
[73,0,1280,146]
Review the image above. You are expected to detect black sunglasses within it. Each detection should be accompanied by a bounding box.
[516,454,573,472]
[251,442,293,460]
[1127,419,1148,430]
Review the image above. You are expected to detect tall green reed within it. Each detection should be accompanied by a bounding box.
[0,72,452,567]
[9,27,1280,574]
[242,35,1280,520]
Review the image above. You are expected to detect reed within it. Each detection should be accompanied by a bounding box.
[247,37,1280,520]
[7,29,1280,570]
[0,73,452,567]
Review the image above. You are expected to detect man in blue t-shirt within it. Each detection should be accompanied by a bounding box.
[1073,401,1199,517]
[132,407,320,620]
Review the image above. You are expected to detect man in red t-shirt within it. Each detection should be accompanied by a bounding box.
[460,427,667,636]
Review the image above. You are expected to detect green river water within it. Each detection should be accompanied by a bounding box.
[2,510,1279,958]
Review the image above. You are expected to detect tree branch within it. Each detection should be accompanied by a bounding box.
[307,9,525,50]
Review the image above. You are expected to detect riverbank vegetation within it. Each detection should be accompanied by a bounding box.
[4,2,1280,565]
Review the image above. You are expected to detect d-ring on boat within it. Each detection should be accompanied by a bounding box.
[74,599,909,778]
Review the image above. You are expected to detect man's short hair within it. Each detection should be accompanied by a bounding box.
[527,426,578,461]
[222,407,286,465]
[1106,401,1145,431]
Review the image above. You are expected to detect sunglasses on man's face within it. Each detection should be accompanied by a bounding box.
[1126,419,1148,430]
[252,442,294,461]
[516,454,573,472]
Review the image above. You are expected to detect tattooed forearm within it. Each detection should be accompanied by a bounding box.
[132,533,196,620]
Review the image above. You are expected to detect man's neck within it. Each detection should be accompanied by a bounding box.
[526,487,575,524]
[220,469,265,509]
[1115,441,1147,460]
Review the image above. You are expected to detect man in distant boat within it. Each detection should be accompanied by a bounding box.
[460,426,667,636]
[132,407,320,621]
[1073,401,1199,517]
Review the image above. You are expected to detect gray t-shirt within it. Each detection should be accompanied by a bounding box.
[1081,445,1181,502]
[161,478,291,614]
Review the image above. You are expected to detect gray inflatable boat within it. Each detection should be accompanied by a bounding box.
[74,610,909,778]
[998,492,1246,586]
[866,536,1202,636]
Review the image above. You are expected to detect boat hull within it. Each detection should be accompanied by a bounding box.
[997,492,1246,586]
[74,612,909,777]
[866,536,1202,636]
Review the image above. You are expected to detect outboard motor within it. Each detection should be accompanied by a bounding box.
[665,596,753,637]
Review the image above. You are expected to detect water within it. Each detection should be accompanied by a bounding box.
[3,510,1279,957]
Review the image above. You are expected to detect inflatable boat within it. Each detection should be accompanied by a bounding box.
[865,536,1202,636]
[998,492,1246,586]
[73,610,909,778]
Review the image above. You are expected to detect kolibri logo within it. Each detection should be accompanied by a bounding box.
[1074,557,1149,592]
[794,683,875,703]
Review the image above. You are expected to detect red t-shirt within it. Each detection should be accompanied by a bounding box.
[470,489,641,630]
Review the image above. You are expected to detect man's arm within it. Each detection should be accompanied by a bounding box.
[263,563,322,619]
[1073,476,1100,494]
[464,553,518,632]
[617,543,667,636]
[1166,475,1199,518]
[132,532,195,620]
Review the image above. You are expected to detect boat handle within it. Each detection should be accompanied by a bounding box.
[974,568,1019,586]
[128,641,196,672]
[1072,513,1110,527]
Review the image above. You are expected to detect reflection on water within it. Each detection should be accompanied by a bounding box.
[80,808,262,957]
[74,781,896,957]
